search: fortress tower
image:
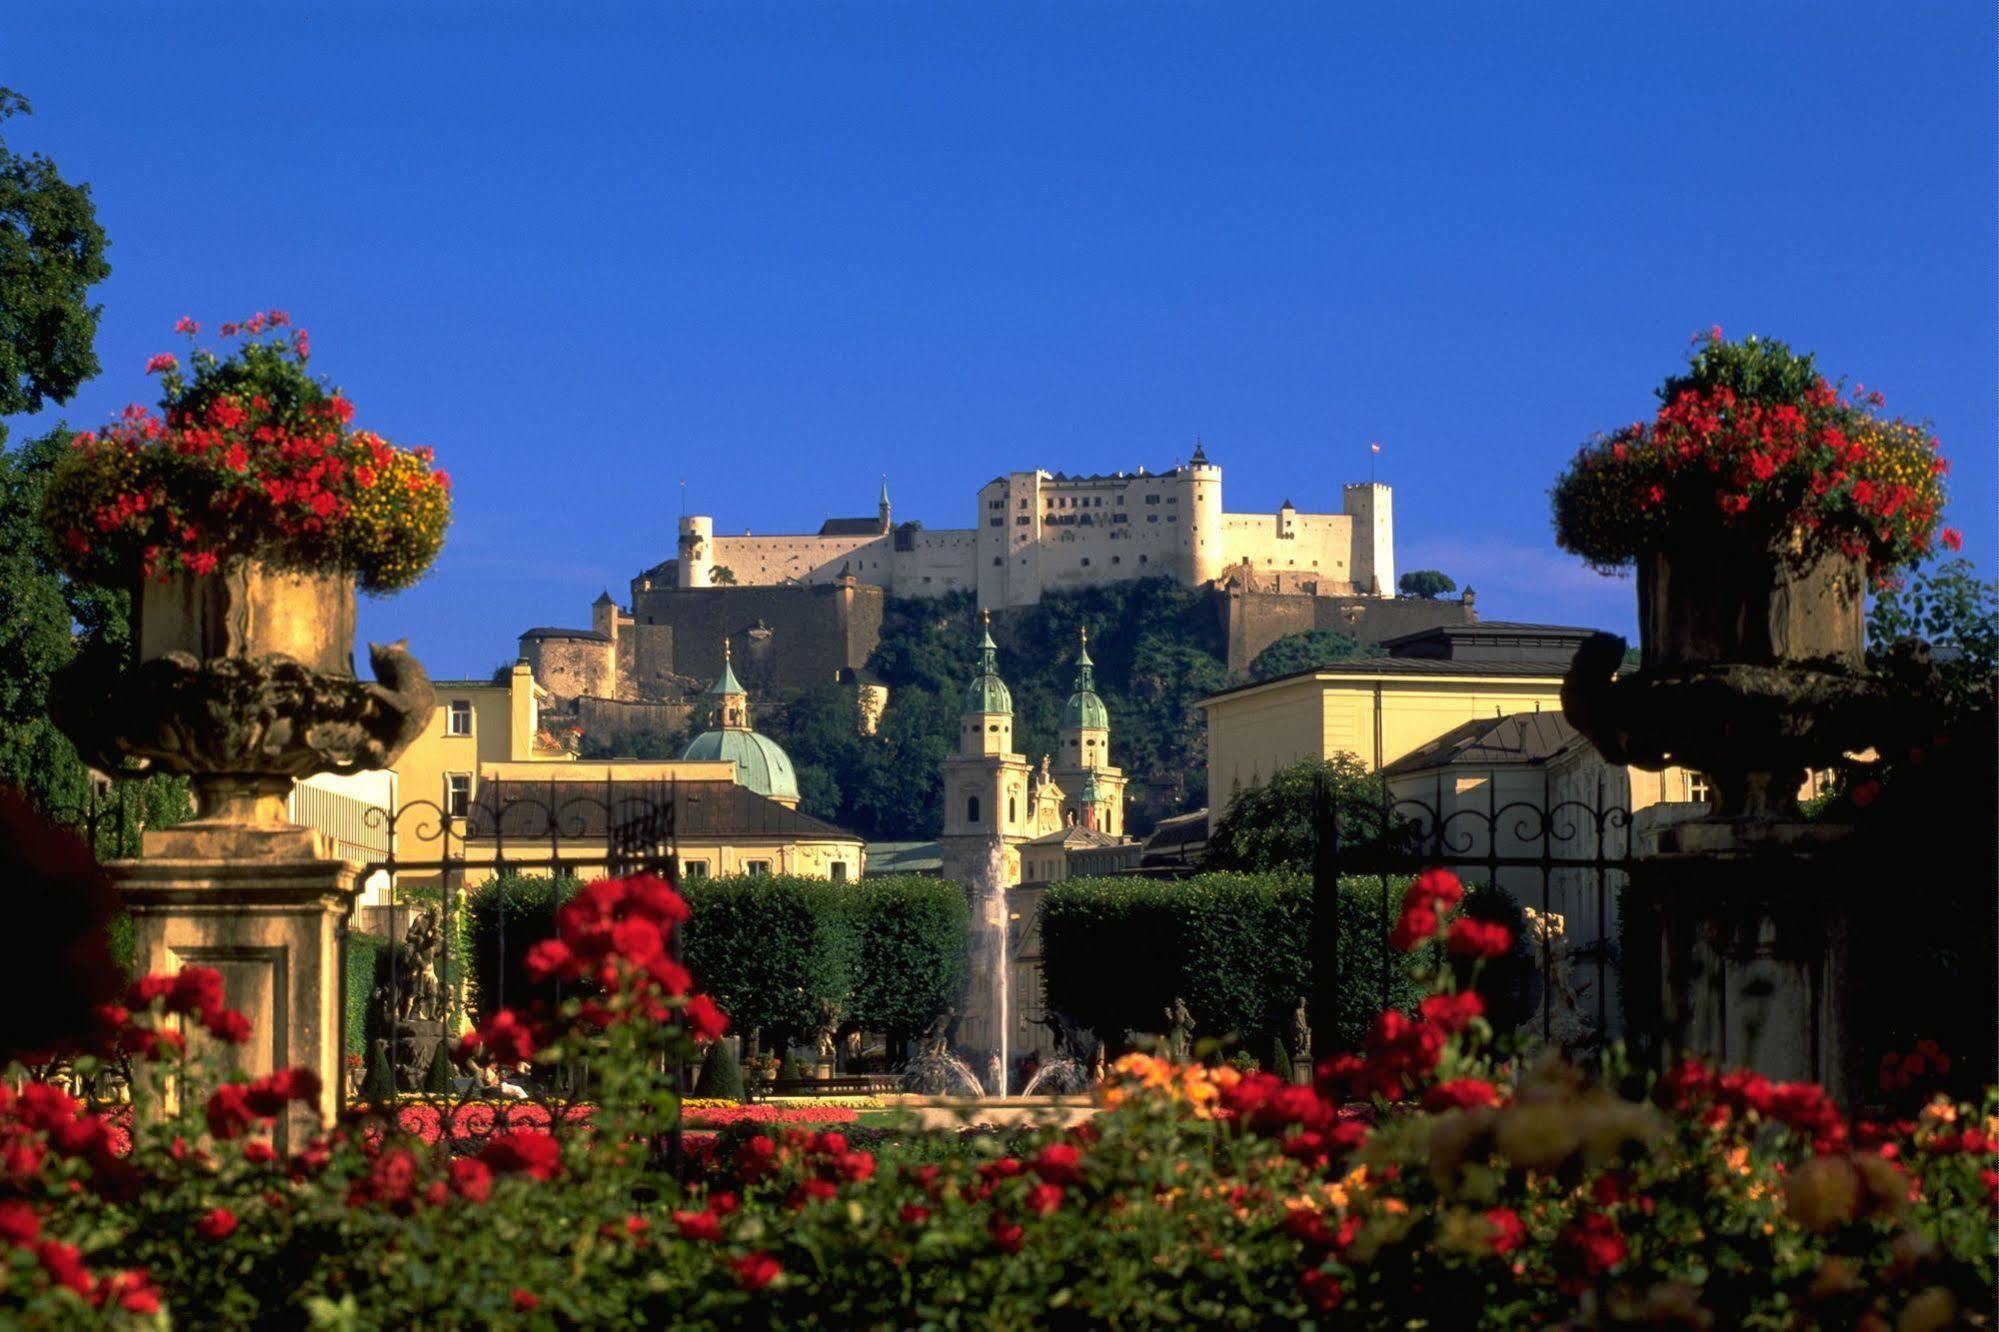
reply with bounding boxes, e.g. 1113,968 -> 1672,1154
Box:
677,515 -> 714,589
1342,483 -> 1394,597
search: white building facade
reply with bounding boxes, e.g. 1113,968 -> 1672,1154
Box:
672,451 -> 1393,609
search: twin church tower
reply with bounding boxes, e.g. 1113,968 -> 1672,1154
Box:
938,615 -> 1128,888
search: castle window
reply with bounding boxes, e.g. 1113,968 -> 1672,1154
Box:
1116,495 -> 1124,505
446,700 -> 473,736
1139,554 -> 1148,564
1145,494 -> 1160,505
1147,515 -> 1158,523
1008,796 -> 1017,822
1167,496 -> 1178,504
989,519 -> 1000,527
1167,514 -> 1177,522
967,795 -> 981,823
1111,556 -> 1120,564
993,557 -> 1003,566
1080,557 -> 1090,566
1015,516 -> 1029,526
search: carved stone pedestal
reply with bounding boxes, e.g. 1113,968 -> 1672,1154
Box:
114,827 -> 360,1152
1628,818 -> 1858,1102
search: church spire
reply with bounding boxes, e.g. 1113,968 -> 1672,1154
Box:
963,610 -> 1013,718
878,473 -> 891,530
709,639 -> 749,729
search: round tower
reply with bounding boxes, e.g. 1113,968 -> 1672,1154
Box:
677,515 -> 714,589
1186,441 -> 1225,587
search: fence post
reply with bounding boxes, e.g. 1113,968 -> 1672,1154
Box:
1307,773 -> 1341,1059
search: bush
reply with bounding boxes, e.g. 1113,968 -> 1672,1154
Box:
841,876 -> 969,1053
680,875 -> 854,1049
1041,872 -> 1525,1055
696,1040 -> 745,1100
343,933 -> 387,1058
465,873 -> 580,1020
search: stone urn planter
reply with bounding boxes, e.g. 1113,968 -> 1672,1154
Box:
52,560 -> 435,853
1563,539 -> 1903,821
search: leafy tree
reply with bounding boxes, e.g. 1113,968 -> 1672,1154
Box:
842,876 -> 969,1063
710,566 -> 737,585
1245,629 -> 1368,682
679,875 -> 853,1050
1868,557 -> 1997,690
1205,755 -> 1402,873
578,725 -> 685,762
0,89 -> 110,419
1397,569 -> 1457,600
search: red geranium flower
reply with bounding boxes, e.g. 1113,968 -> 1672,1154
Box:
730,1252 -> 781,1291
1446,918 -> 1513,959
196,1207 -> 237,1241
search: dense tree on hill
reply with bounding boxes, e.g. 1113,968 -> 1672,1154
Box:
1397,569 -> 1457,600
0,92 -> 189,841
1245,629 -> 1370,682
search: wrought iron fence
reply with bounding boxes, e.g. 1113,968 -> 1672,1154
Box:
1307,773 -> 1635,1053
338,784 -> 680,1144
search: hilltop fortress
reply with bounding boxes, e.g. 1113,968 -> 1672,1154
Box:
521,450 -> 1470,707
666,446 -> 1394,608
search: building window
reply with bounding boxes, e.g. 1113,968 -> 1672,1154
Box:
446,700 -> 473,736
1080,557 -> 1090,566
681,859 -> 710,879
967,795 -> 981,823
992,557 -> 1003,566
445,773 -> 471,819
1116,494 -> 1125,505
829,862 -> 848,882
1139,554 -> 1148,564
989,518 -> 1001,528
1145,494 -> 1160,505
1111,555 -> 1120,564
1687,773 -> 1712,804
745,860 -> 771,877
1008,796 -> 1017,823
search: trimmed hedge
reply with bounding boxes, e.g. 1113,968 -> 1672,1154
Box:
343,933 -> 388,1058
466,873 -> 581,1021
464,873 -> 969,1052
1041,873 -> 1525,1056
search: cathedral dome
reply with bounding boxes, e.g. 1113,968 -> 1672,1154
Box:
680,727 -> 799,802
679,643 -> 800,802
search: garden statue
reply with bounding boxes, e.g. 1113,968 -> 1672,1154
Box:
1290,997 -> 1312,1075
368,908 -> 450,1090
812,1001 -> 841,1077
1165,997 -> 1194,1062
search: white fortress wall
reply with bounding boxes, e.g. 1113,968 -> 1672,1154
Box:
1218,510 -> 1357,586
892,529 -> 979,596
705,531 -> 889,587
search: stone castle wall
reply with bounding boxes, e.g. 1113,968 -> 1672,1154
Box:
521,633 -> 614,702
1219,588 -> 1476,673
627,581 -> 886,695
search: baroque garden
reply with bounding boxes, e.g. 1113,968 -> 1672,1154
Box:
2,88 -> 1996,1332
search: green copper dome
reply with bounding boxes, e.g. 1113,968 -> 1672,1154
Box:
680,727 -> 799,802
963,618 -> 1013,716
680,646 -> 799,801
1061,628 -> 1109,730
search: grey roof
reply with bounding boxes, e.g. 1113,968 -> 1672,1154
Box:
1380,711 -> 1580,776
865,841 -> 944,874
1143,810 -> 1210,853
592,590 -> 618,606
1020,826 -> 1125,850
1203,655 -> 1570,702
467,779 -> 859,843
520,627 -> 610,642
817,516 -> 887,536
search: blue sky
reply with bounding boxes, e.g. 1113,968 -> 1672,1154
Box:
11,3 -> 1994,677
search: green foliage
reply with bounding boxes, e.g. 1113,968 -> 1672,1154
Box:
422,1039 -> 453,1093
1206,755 -> 1405,874
1869,556 -> 1998,693
465,874 -> 580,1020
679,875 -> 854,1044
579,724 -> 687,761
1657,330 -> 1824,406
1245,628 -> 1368,682
0,89 -> 110,420
696,1039 -> 745,1100
1040,872 -> 1427,1054
360,1040 -> 395,1104
841,876 -> 969,1038
343,933 -> 387,1058
1397,569 -> 1457,600
1269,1035 -> 1294,1083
